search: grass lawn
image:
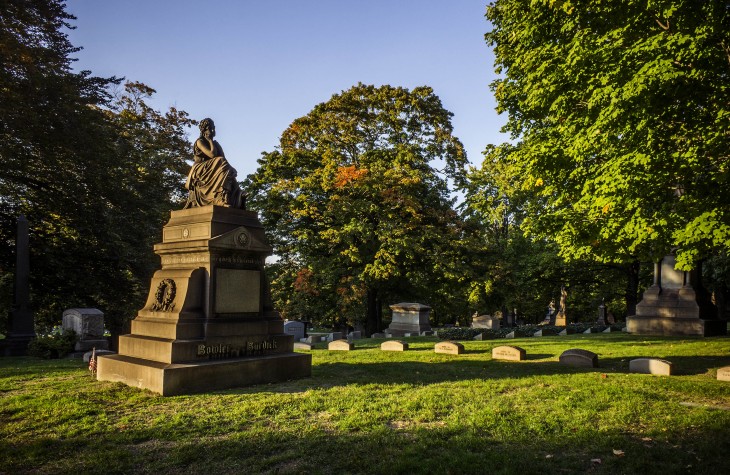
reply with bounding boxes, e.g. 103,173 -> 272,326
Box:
1,333 -> 729,474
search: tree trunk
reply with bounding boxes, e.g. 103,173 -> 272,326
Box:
366,287 -> 379,336
625,260 -> 640,317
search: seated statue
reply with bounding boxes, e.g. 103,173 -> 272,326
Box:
184,118 -> 246,209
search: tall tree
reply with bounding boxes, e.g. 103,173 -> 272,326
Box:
484,0 -> 730,270
247,84 -> 468,334
0,1 -> 193,333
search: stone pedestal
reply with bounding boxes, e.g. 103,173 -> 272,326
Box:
96,206 -> 311,395
386,303 -> 432,337
627,255 -> 726,336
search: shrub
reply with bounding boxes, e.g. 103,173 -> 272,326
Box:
27,328 -> 77,359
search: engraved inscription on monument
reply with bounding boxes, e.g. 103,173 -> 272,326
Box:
215,268 -> 261,313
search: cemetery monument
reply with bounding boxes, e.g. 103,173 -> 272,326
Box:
96,119 -> 312,395
627,254 -> 726,336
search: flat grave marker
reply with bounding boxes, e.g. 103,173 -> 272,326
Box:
434,341 -> 464,355
328,339 -> 354,351
381,340 -> 408,352
491,345 -> 526,361
629,358 -> 673,376
717,366 -> 730,382
559,348 -> 598,368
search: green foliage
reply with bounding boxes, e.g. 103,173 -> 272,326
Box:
2,334 -> 730,474
484,0 -> 730,269
0,2 -> 194,334
27,328 -> 76,359
248,83 -> 469,333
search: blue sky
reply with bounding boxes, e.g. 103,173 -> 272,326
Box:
66,0 -> 506,179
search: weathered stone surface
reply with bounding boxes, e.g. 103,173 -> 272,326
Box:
381,340 -> 408,352
533,330 -> 543,337
328,339 -> 354,351
492,345 -> 526,361
370,332 -> 386,338
284,321 -> 306,341
717,366 -> 730,382
293,342 -> 313,351
473,333 -> 483,341
583,328 -> 592,334
349,331 -> 362,340
627,255 -> 725,336
96,206 -> 312,395
602,327 -> 612,333
327,332 -> 343,342
505,331 -> 515,339
386,302 -> 432,337
421,331 -> 434,336
629,358 -> 673,376
558,329 -> 567,336
434,341 -> 464,355
559,348 -> 598,368
63,308 -> 109,351
472,315 -> 500,330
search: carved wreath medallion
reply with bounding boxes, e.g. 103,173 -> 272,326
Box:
151,278 -> 176,312
235,230 -> 250,248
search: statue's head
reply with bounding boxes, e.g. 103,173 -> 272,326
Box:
199,118 -> 215,137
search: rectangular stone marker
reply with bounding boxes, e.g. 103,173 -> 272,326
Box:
381,340 -> 408,352
421,331 -> 434,336
583,328 -> 592,334
602,327 -> 611,333
629,358 -> 673,376
293,342 -> 313,351
434,341 -> 464,355
62,308 -> 109,351
473,333 -> 483,341
492,345 -> 526,361
328,339 -> 354,351
327,332 -> 343,342
717,366 -> 730,382
284,321 -> 305,341
505,331 -> 515,339
371,332 -> 385,338
349,331 -> 362,340
533,330 -> 543,337
404,332 -> 414,337
559,348 -> 598,367
558,329 -> 567,336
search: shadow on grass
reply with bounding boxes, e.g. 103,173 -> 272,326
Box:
2,417 -> 729,475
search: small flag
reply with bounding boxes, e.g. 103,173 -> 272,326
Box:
89,347 -> 97,375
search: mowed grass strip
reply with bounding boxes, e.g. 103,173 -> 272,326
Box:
1,333 -> 729,474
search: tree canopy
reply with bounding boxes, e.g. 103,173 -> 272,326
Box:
247,84 -> 468,333
484,0 -> 730,269
0,0 -> 193,333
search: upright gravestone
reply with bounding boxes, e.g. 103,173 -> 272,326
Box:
62,308 -> 109,351
283,320 -> 305,342
2,215 -> 35,356
492,345 -> 526,361
434,341 -> 464,355
385,303 -> 432,337
471,314 -> 500,330
627,254 -> 725,336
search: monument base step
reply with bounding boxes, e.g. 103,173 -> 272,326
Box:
626,315 -> 727,336
96,352 -> 312,396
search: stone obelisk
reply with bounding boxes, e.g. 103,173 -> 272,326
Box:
2,215 -> 36,356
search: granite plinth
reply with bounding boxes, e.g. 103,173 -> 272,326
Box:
386,302 -> 432,337
96,206 -> 311,395
97,352 -> 311,396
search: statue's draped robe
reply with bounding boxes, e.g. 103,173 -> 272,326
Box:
184,140 -> 246,209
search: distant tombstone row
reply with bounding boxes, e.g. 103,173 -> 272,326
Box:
292,340 -> 730,381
